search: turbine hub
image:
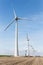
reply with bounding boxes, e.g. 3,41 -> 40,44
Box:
15,17 -> 18,21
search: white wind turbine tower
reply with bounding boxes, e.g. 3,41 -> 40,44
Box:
30,45 -> 36,56
4,10 -> 31,57
27,33 -> 30,56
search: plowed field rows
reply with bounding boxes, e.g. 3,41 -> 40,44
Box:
0,57 -> 43,65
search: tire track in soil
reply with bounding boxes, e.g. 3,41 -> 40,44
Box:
32,57 -> 42,65
5,59 -> 26,65
1,57 -> 35,65
37,57 -> 42,65
31,57 -> 39,65
11,58 -> 33,65
39,57 -> 43,65
25,57 -> 35,65
14,57 -> 35,65
0,57 -> 28,65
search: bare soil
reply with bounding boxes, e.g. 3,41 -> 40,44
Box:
0,56 -> 43,65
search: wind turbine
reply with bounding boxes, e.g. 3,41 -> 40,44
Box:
27,33 -> 30,56
30,45 -> 36,56
4,10 -> 31,57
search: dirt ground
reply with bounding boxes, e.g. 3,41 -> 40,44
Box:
0,56 -> 43,65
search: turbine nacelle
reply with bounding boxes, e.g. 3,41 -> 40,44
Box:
15,17 -> 19,21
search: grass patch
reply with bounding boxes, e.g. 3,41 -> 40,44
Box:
0,55 -> 13,57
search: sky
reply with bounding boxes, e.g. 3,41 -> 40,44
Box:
0,0 -> 43,56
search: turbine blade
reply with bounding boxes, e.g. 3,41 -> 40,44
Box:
13,9 -> 16,18
4,19 -> 15,31
18,17 -> 32,21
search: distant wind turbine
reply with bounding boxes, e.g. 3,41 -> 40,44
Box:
4,9 -> 31,57
27,33 -> 30,56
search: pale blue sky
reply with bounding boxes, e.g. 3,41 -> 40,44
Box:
0,0 -> 43,55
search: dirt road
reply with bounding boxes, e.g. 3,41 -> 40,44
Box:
0,57 -> 43,65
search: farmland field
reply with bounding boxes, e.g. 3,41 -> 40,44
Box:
0,56 -> 43,65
